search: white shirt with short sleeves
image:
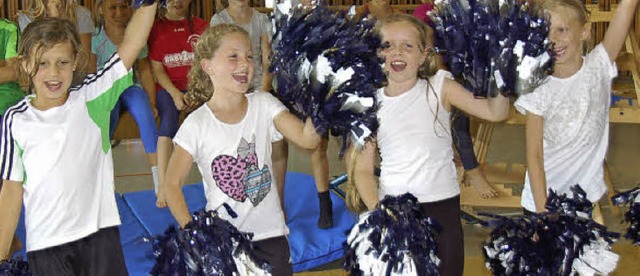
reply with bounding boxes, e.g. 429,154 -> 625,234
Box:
514,44 -> 617,211
0,54 -> 132,251
173,91 -> 289,241
376,71 -> 460,203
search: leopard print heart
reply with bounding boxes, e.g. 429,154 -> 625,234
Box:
211,154 -> 248,202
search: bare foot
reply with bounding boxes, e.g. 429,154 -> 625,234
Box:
156,185 -> 167,208
466,168 -> 498,198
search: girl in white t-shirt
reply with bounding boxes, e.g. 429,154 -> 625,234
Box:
345,14 -> 509,276
0,3 -> 157,272
164,24 -> 320,276
514,0 -> 638,222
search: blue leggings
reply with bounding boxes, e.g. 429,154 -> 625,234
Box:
109,86 -> 158,154
451,109 -> 479,170
156,89 -> 184,138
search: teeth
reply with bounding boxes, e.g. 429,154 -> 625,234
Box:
391,61 -> 406,66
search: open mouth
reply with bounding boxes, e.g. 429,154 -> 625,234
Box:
554,46 -> 567,59
45,81 -> 63,92
390,61 -> 407,72
232,73 -> 249,84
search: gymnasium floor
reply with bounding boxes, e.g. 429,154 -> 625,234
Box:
112,123 -> 640,275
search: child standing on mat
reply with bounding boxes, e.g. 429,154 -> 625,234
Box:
0,2 -> 157,274
149,0 -> 207,207
515,0 -> 639,222
92,0 -> 160,201
164,24 -> 320,276
345,14 -> 510,276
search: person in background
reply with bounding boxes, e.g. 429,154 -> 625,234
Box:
149,0 -> 208,207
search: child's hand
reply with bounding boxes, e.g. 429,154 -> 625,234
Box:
171,92 -> 186,111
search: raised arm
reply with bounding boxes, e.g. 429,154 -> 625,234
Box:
442,78 -> 510,122
118,3 -> 158,70
602,0 -> 640,61
0,180 -> 24,260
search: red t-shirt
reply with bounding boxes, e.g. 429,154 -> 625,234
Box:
148,17 -> 208,91
412,2 -> 435,25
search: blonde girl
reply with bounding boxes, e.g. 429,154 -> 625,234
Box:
17,0 -> 96,72
515,0 -> 639,221
165,24 -> 320,276
346,14 -> 509,275
0,3 -> 157,273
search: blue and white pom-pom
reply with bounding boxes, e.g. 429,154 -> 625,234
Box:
271,1 -> 386,151
481,185 -> 620,276
611,186 -> 640,245
150,208 -> 272,275
344,193 -> 440,275
0,259 -> 31,276
429,0 -> 552,97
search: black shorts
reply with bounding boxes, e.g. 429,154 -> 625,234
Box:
27,226 -> 128,276
253,235 -> 293,276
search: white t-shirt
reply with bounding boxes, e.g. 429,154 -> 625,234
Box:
514,44 -> 617,212
210,9 -> 272,89
0,54 -> 132,251
173,91 -> 288,241
17,5 -> 94,34
376,70 -> 459,203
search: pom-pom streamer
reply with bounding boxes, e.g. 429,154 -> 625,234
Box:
344,193 -> 441,275
0,259 -> 31,276
429,0 -> 553,97
611,186 -> 640,245
150,209 -> 272,275
270,2 -> 386,151
481,185 -> 620,275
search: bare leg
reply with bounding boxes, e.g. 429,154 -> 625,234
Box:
156,137 -> 173,208
465,167 -> 498,199
311,138 -> 332,228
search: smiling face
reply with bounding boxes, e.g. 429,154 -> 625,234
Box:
101,0 -> 132,29
25,41 -> 77,110
379,21 -> 427,88
546,5 -> 590,76
201,32 -> 254,96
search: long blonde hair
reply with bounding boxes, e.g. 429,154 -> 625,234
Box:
185,24 -> 250,108
20,0 -> 78,25
345,13 -> 440,213
18,18 -> 83,93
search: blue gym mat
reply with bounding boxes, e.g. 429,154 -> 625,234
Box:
12,172 -> 357,274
